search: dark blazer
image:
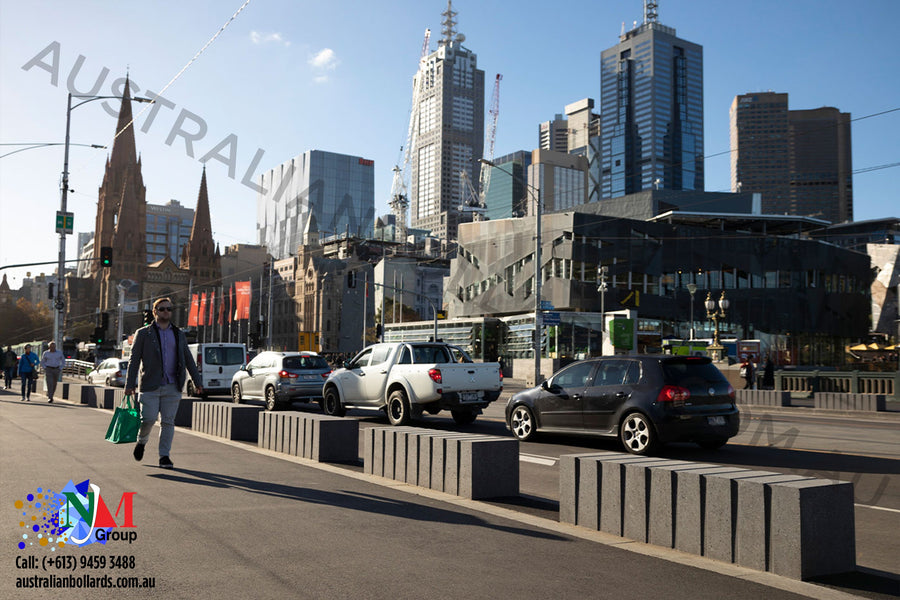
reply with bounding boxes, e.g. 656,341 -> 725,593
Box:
126,322 -> 200,392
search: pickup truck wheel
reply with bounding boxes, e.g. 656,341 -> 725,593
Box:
387,390 -> 411,426
231,384 -> 242,404
264,386 -> 279,411
451,409 -> 477,425
322,388 -> 345,417
509,405 -> 536,441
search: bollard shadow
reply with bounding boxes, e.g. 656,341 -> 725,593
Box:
150,467 -> 567,542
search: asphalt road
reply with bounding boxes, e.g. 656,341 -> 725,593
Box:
2,381 -> 898,599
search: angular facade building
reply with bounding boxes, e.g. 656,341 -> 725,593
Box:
409,1 -> 485,241
257,149 -> 375,260
600,3 -> 703,198
730,92 -> 853,223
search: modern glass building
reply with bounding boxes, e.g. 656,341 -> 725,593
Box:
483,151 -> 531,220
256,150 -> 375,260
146,200 -> 194,264
600,5 -> 703,198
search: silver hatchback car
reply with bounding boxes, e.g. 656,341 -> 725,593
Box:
87,358 -> 129,387
231,351 -> 332,411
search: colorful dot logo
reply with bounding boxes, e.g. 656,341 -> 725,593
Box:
15,487 -> 69,552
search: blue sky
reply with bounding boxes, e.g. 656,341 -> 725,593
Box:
1,0 -> 898,291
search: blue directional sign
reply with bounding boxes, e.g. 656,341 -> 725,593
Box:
543,311 -> 560,325
540,300 -> 554,310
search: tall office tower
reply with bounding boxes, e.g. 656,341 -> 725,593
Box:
146,200 -> 195,264
600,1 -> 703,198
528,149 -> 589,213
539,114 -> 569,152
730,92 -> 790,212
730,92 -> 852,223
257,149 -> 375,260
565,98 -> 602,203
409,1 -> 485,241
788,107 -> 853,223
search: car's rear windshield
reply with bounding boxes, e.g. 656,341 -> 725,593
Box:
204,347 -> 245,366
660,358 -> 726,385
412,345 -> 452,364
283,355 -> 329,370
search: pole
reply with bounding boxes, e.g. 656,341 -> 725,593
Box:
362,270 -> 367,348
267,266 -> 273,349
116,285 -> 125,352
534,185 -> 542,386
54,93 -> 73,348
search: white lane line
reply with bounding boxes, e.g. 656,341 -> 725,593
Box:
855,503 -> 900,514
520,453 -> 558,466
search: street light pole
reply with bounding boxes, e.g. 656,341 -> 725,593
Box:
687,282 -> 697,340
55,91 -> 153,348
480,158 -> 543,386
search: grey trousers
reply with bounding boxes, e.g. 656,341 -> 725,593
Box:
44,366 -> 61,399
137,384 -> 181,457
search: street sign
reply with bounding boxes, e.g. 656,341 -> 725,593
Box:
540,300 -> 554,310
543,311 -> 560,325
55,211 -> 74,234
612,318 -> 634,350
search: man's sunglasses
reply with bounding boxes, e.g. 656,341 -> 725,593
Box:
156,307 -> 173,312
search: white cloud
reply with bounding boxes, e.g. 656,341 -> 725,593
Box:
313,75 -> 329,84
308,48 -> 339,71
250,31 -> 290,47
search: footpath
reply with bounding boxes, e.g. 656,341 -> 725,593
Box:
0,384 -> 889,600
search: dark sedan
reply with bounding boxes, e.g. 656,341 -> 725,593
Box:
505,355 -> 739,455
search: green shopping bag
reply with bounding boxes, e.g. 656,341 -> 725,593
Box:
105,395 -> 141,444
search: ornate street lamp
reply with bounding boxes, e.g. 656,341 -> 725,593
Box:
686,282 -> 697,340
705,290 -> 729,361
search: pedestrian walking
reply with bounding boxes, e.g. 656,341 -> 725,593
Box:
41,341 -> 66,403
739,356 -> 754,390
125,297 -> 202,470
2,345 -> 17,389
17,344 -> 40,401
762,354 -> 775,390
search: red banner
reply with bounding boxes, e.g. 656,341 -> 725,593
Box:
228,285 -> 233,323
199,293 -> 208,326
234,281 -> 251,321
188,293 -> 199,327
218,289 -> 224,326
209,291 -> 216,327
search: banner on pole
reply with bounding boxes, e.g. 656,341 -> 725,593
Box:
235,281 -> 251,321
188,294 -> 199,327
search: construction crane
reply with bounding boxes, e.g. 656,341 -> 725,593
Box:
460,73 -> 502,219
389,28 -> 431,245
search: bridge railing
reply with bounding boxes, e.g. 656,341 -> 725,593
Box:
63,359 -> 93,380
775,370 -> 899,400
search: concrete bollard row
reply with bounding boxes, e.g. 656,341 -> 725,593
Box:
192,402 -> 263,442
735,389 -> 791,407
813,392 -> 886,412
363,427 -> 519,500
559,452 -> 855,580
258,411 -> 358,463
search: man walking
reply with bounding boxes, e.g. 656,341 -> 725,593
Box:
41,341 -> 66,403
125,298 -> 202,469
2,345 -> 17,389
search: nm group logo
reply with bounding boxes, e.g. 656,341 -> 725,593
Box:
14,479 -> 136,551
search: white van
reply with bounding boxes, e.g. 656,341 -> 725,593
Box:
187,343 -> 247,397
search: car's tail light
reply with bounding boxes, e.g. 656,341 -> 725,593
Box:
499,368 -> 503,381
115,370 -> 122,378
657,385 -> 690,407
428,368 -> 442,384
726,383 -> 735,400
278,370 -> 298,379
321,370 -> 332,379
197,354 -> 202,368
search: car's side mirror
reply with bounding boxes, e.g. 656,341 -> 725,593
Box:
343,360 -> 351,369
540,379 -> 551,391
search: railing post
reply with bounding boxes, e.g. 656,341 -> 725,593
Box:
850,371 -> 859,394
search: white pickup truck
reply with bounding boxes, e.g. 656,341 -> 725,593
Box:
321,342 -> 503,425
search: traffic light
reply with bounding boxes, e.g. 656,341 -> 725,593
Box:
91,327 -> 105,344
99,246 -> 113,267
143,309 -> 154,325
375,323 -> 383,341
100,312 -> 110,329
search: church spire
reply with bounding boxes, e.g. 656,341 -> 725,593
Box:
182,167 -> 221,284
108,76 -> 137,169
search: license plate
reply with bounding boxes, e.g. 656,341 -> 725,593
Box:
707,416 -> 726,426
459,392 -> 479,403
208,379 -> 219,386
304,374 -> 319,381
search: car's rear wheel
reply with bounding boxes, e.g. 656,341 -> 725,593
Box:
509,405 -> 536,441
231,384 -> 242,404
105,377 -> 112,387
322,387 -> 345,417
387,390 -> 411,426
620,412 -> 657,455
450,409 -> 477,425
264,386 -> 278,411
697,438 -> 728,450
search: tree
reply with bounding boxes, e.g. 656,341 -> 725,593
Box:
0,298 -> 52,344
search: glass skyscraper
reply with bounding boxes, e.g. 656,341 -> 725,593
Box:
600,6 -> 703,198
257,150 -> 375,259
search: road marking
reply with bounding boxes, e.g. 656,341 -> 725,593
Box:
520,453 -> 557,466
855,503 -> 900,514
